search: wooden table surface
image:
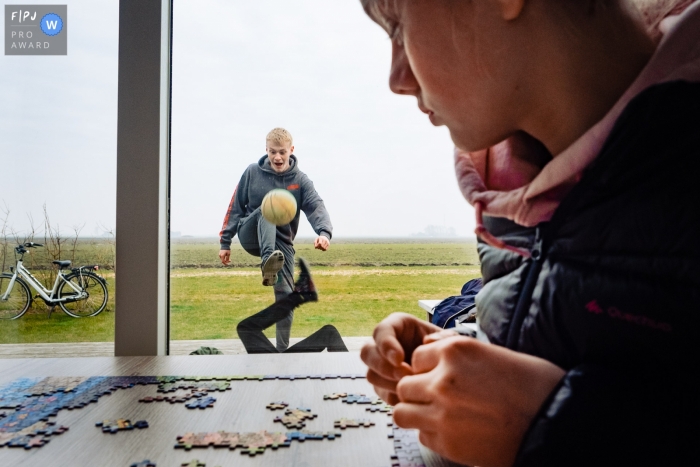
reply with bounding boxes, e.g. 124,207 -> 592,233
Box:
0,354 -> 464,467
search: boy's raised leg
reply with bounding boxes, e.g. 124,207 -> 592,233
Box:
254,210 -> 286,286
238,208 -> 286,286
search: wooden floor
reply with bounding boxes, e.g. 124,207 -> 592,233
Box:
0,337 -> 371,358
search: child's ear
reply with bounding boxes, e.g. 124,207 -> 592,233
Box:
290,145 -> 295,154
495,0 -> 525,21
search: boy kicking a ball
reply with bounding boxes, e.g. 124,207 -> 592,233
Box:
219,128 -> 332,351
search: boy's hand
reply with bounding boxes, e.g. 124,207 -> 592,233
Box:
218,249 -> 231,265
394,337 -> 565,467
360,313 -> 440,405
314,236 -> 330,251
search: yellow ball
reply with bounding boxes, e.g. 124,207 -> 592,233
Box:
261,189 -> 298,226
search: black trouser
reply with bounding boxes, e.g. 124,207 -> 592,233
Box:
237,294 -> 348,354
237,207 -> 295,351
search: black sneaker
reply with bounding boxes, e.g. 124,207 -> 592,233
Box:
294,258 -> 318,302
261,250 -> 284,286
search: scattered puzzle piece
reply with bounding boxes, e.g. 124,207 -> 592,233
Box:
141,389 -> 209,405
266,401 -> 288,411
130,460 -> 156,467
323,392 -> 348,400
238,431 -> 289,456
182,460 -> 223,467
181,461 -> 206,467
286,430 -> 342,442
95,419 -> 149,434
96,419 -> 132,433
175,432 -> 226,450
185,396 -> 216,410
159,380 -> 230,394
366,402 -> 393,415
334,418 -> 375,429
342,393 -> 373,404
175,430 -> 290,456
274,407 -> 317,429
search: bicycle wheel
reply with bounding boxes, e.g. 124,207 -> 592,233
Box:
0,274 -> 31,320
58,272 -> 108,318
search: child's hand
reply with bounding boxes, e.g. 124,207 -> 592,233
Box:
218,249 -> 231,265
314,236 -> 330,251
394,336 -> 565,467
360,313 -> 441,405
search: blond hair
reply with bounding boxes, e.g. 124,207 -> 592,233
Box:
266,128 -> 293,146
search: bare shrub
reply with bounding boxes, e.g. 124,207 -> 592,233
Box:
95,223 -> 116,272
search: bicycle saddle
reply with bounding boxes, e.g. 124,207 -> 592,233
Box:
53,260 -> 72,269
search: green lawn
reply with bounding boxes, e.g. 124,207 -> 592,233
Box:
0,275 -> 116,344
0,239 -> 480,344
170,266 -> 481,340
172,238 -> 479,268
0,266 -> 480,343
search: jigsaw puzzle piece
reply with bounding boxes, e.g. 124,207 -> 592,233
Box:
130,460 -> 156,467
265,401 -> 288,411
334,418 -> 375,429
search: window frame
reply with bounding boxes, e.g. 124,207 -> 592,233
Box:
114,0 -> 172,356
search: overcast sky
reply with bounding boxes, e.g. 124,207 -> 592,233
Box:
1,0 -> 477,239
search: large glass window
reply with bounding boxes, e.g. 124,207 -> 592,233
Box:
170,0 -> 478,354
0,0 -> 118,355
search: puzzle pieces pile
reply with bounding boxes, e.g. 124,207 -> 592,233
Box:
0,376 -> 166,449
0,373 -> 426,467
0,420 -> 68,449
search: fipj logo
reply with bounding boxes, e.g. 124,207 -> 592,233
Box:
5,5 -> 67,55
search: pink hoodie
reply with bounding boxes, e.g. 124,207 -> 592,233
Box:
456,1 -> 700,256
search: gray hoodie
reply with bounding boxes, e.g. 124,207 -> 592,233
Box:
219,155 -> 332,250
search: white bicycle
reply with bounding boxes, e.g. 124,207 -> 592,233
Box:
0,242 -> 108,320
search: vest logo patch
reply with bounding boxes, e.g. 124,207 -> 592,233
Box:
287,184 -> 300,190
584,300 -> 672,333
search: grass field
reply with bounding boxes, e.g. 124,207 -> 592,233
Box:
172,237 -> 479,268
0,238 -> 480,344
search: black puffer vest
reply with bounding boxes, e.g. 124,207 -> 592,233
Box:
475,82 -> 700,466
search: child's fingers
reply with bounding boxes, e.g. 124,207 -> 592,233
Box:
423,329 -> 459,345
